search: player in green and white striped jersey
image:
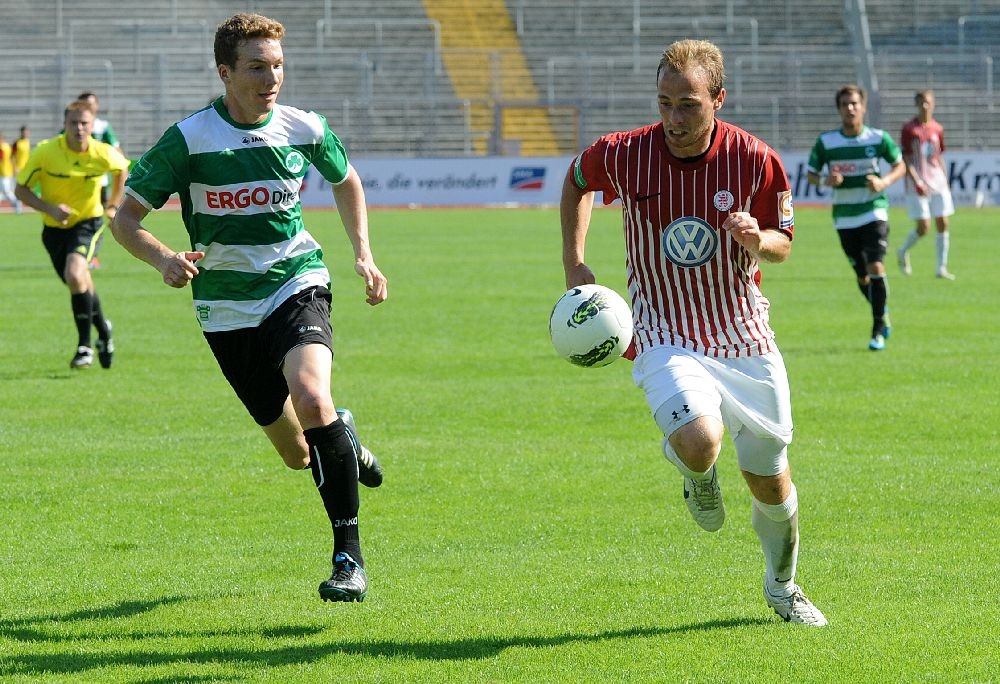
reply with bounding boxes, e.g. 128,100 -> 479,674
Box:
112,13 -> 388,603
807,84 -> 906,351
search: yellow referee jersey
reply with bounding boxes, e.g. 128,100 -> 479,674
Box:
0,142 -> 13,177
13,137 -> 31,171
16,134 -> 129,228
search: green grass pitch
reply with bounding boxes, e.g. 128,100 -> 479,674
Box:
1,205 -> 997,682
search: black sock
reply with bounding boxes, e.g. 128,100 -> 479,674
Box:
857,279 -> 871,302
71,292 -> 94,347
91,291 -> 110,340
869,275 -> 888,335
304,418 -> 363,566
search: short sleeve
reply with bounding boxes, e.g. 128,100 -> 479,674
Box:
807,138 -> 826,174
882,131 -> 902,165
574,137 -> 619,205
125,125 -> 189,210
15,142 -> 45,187
309,114 -> 350,186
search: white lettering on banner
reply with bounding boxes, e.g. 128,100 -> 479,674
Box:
784,151 -> 1000,208
296,153 -> 1000,208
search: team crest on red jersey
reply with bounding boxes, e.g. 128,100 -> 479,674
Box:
713,190 -> 735,212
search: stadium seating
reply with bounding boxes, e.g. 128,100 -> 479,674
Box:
0,0 -> 996,159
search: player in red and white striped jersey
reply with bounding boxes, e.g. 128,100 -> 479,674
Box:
897,89 -> 956,280
560,39 -> 826,626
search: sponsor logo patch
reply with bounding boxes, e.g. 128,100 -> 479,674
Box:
205,187 -> 299,210
778,190 -> 793,230
661,217 -> 719,267
510,166 -> 545,190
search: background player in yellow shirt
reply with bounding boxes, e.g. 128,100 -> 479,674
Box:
13,126 -> 31,174
0,132 -> 20,213
15,100 -> 129,369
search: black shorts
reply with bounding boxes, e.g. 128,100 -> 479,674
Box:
41,218 -> 104,282
204,286 -> 334,426
837,220 -> 889,277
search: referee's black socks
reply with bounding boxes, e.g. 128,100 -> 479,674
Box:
71,291 -> 94,347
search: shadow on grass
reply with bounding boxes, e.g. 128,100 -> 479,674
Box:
0,596 -> 323,644
0,596 -> 189,642
0,370 -> 78,381
1,605 -> 771,676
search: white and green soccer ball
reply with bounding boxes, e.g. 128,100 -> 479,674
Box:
549,284 -> 632,368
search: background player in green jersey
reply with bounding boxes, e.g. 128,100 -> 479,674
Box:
807,85 -> 906,351
111,13 -> 388,603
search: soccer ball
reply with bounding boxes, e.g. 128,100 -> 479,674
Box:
549,284 -> 632,367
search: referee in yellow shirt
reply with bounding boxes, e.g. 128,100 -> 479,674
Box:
15,100 -> 129,369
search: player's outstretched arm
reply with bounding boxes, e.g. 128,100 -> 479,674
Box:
560,166 -> 597,289
331,164 -> 387,305
111,196 -> 204,289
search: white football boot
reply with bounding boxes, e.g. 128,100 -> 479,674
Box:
764,582 -> 829,627
682,465 -> 725,532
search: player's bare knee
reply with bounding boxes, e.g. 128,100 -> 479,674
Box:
669,418 -> 723,473
290,389 -> 333,427
654,394 -> 723,473
743,470 -> 792,506
735,430 -> 790,503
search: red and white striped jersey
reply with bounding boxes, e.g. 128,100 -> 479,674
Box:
900,117 -> 949,195
572,119 -> 793,358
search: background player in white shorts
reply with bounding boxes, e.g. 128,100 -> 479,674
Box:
897,90 -> 956,280
560,39 -> 826,626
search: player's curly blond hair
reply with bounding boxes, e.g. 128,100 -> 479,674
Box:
657,40 -> 725,99
214,13 -> 285,68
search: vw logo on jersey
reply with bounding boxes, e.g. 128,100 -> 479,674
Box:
662,217 -> 719,267
865,146 -> 877,158
285,150 -> 305,174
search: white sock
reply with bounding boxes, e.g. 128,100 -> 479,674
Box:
900,229 -> 921,253
936,232 -> 950,272
752,485 -> 799,595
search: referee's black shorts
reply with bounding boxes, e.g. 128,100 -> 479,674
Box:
41,217 -> 104,281
204,285 -> 334,426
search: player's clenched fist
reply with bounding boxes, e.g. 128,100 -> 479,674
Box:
161,251 -> 205,288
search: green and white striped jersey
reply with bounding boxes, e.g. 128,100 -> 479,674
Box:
125,97 -> 350,331
807,126 -> 902,230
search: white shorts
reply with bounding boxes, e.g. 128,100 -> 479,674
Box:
906,189 -> 954,221
1,175 -> 16,199
633,344 -> 793,446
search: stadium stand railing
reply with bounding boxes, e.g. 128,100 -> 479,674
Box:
1,0 -> 997,160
